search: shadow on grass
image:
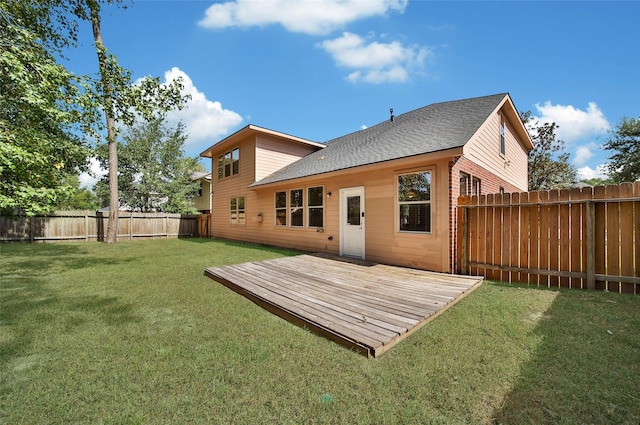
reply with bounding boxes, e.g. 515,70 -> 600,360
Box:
0,243 -> 135,277
181,236 -> 303,256
0,243 -> 142,366
492,287 -> 640,425
1,289 -> 141,362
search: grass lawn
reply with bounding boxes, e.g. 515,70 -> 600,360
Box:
1,239 -> 639,424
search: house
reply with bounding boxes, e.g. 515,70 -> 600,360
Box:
190,171 -> 212,213
200,93 -> 533,273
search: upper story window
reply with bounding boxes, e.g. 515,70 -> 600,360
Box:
398,171 -> 431,233
499,114 -> 506,156
218,147 -> 240,179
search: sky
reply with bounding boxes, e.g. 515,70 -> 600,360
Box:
70,0 -> 640,187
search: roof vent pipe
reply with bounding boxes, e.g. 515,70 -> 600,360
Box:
390,108 -> 394,122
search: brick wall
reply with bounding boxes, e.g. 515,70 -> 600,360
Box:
448,156 -> 525,272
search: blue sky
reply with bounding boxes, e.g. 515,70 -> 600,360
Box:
70,0 -> 640,185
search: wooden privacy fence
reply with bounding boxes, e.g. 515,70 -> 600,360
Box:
1,210 -> 200,242
457,182 -> 640,294
197,213 -> 212,238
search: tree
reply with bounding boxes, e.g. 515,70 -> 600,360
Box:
603,116 -> 640,183
0,2 -> 90,215
84,0 -> 188,242
94,119 -> 201,213
54,175 -> 99,210
521,111 -> 578,191
2,0 -> 189,242
580,177 -> 611,187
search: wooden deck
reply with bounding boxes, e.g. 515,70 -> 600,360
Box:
204,254 -> 483,357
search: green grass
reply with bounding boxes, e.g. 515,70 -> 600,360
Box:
1,239 -> 639,424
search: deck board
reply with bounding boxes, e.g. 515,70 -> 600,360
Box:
205,254 -> 483,357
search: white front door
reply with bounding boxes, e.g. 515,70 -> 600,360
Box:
340,187 -> 365,259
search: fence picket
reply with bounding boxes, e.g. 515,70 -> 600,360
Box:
528,191 -> 540,286
457,182 -> 639,294
0,211 -> 199,242
593,186 -> 607,290
619,183 -> 634,293
605,185 -> 621,292
559,189 -> 571,288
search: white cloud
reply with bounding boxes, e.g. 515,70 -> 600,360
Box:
573,143 -> 597,167
198,0 -> 408,35
577,164 -> 609,180
318,32 -> 431,83
79,158 -> 107,189
162,67 -> 243,149
532,101 -> 610,143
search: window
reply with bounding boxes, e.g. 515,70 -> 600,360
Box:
290,189 -> 303,227
307,186 -> 324,228
347,196 -> 361,225
230,197 -> 245,224
460,172 -> 470,197
274,186 -> 324,228
218,147 -> 240,179
275,191 -> 287,226
499,114 -> 506,156
472,177 -> 481,196
398,171 -> 431,233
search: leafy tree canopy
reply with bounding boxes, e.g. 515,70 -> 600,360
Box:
0,2 -> 90,215
521,111 -> 578,191
2,0 -> 189,244
580,177 -> 611,187
54,175 -> 100,210
95,119 -> 202,214
603,116 -> 640,183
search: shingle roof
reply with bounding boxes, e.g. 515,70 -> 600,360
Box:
250,93 -> 509,187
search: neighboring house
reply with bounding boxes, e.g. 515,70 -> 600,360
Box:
200,93 -> 533,273
191,172 -> 212,213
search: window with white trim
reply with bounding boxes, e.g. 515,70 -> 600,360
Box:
230,197 -> 245,224
275,191 -> 287,226
398,171 -> 431,233
290,189 -> 303,227
307,186 -> 324,228
500,115 -> 506,156
274,186 -> 324,228
218,147 -> 240,179
472,177 -> 481,196
460,172 -> 470,197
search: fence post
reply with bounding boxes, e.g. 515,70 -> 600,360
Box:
29,216 -> 34,243
586,201 -> 595,290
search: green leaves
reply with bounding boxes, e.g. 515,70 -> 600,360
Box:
604,116 -> 640,183
521,111 -> 578,191
95,119 -> 200,214
1,2 -> 90,215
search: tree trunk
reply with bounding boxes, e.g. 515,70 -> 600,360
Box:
90,1 -> 118,243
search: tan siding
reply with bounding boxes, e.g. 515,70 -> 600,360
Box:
255,135 -> 322,181
191,179 -> 211,212
209,135 -> 257,242
212,154 -> 454,272
464,109 -> 529,191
